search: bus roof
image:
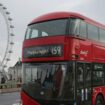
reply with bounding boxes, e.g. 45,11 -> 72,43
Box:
29,12 -> 105,29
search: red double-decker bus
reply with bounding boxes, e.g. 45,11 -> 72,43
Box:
21,12 -> 105,105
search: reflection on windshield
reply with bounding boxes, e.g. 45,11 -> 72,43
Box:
24,63 -> 67,97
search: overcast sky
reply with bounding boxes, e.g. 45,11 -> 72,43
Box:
0,0 -> 105,68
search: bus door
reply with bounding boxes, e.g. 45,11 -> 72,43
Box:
76,62 -> 92,105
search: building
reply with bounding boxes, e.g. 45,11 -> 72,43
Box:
8,60 -> 22,82
0,71 -> 3,83
0,71 -> 6,84
8,67 -> 15,80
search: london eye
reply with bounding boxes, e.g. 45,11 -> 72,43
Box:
0,3 -> 14,75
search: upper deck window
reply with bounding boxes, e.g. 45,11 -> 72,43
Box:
69,19 -> 87,38
99,28 -> 105,43
69,18 -> 80,36
79,20 -> 87,38
25,19 -> 68,39
87,24 -> 99,41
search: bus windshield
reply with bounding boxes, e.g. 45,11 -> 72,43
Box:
25,19 -> 68,39
22,62 -> 74,101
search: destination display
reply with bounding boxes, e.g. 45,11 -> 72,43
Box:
24,45 -> 63,58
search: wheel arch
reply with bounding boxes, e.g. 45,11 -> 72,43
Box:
95,93 -> 105,105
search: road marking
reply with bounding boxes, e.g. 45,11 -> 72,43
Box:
12,103 -> 21,105
15,99 -> 21,102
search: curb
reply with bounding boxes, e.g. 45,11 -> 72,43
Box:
0,88 -> 21,94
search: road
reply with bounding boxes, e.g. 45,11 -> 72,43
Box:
0,92 -> 21,105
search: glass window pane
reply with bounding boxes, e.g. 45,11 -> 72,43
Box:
85,64 -> 91,87
25,19 -> 68,39
23,63 -> 71,100
99,29 -> 105,43
25,28 -> 31,39
77,63 -> 84,89
88,24 -> 99,41
25,67 -> 31,82
63,63 -> 74,99
31,67 -> 37,82
80,21 -> 87,37
42,31 -> 48,37
69,18 -> 80,35
93,64 -> 104,86
31,29 -> 38,38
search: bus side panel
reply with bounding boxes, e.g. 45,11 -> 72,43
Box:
71,38 -> 92,62
93,44 -> 105,62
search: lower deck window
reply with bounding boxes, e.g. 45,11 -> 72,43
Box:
93,64 -> 105,86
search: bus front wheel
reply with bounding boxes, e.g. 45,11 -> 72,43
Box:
96,95 -> 104,105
